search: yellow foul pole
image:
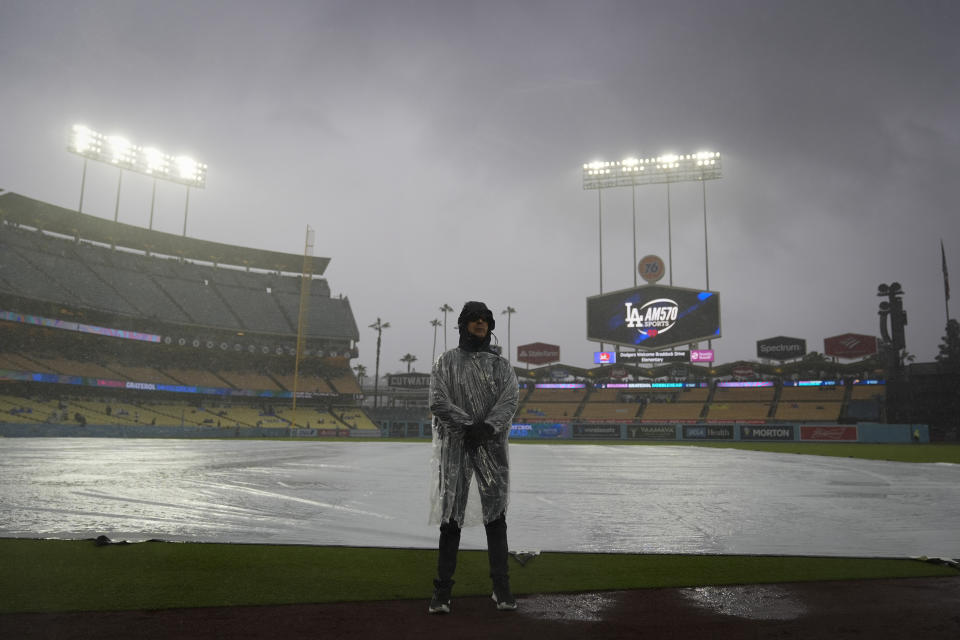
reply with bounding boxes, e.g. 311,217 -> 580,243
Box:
291,225 -> 314,430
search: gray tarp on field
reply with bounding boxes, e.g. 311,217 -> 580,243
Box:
1,439 -> 957,558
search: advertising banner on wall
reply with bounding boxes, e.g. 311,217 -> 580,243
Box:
824,334 -> 878,359
586,284 -> 721,350
682,424 -> 734,440
756,336 -> 807,361
510,423 -> 566,439
517,342 -> 561,365
387,372 -> 431,388
626,424 -> 677,440
800,425 -> 858,441
741,425 -> 795,441
572,424 -> 621,439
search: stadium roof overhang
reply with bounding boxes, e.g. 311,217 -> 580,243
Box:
0,191 -> 330,275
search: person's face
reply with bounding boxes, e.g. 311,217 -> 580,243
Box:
466,316 -> 489,338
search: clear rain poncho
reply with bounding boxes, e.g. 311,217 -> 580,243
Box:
428,346 -> 519,527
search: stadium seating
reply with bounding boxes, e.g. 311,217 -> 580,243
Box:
705,402 -> 772,421
712,386 -> 776,402
161,367 -> 232,388
779,386 -> 845,402
517,402 -> 580,421
332,408 -> 378,431
639,402 -> 704,421
773,402 -> 843,422
587,388 -> 621,402
271,372 -> 334,394
328,373 -> 361,395
850,385 -> 885,401
215,370 -> 282,391
675,387 -> 710,402
525,387 -> 588,403
578,402 -> 640,421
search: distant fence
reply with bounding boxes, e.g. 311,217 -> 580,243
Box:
0,421 -> 929,443
0,423 -> 356,438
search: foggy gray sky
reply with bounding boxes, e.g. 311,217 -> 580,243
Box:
1,0 -> 958,375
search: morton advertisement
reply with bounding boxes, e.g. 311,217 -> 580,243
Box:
586,284 -> 721,350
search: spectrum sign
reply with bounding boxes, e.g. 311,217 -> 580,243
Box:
586,284 -> 721,350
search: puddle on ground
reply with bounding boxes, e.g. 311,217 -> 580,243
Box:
519,592 -> 618,622
681,585 -> 808,620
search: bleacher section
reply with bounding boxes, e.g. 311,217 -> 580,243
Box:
773,402 -> 843,422
329,373 -> 362,395
0,217 -> 357,344
640,402 -> 704,421
705,402 -> 773,421
578,402 -> 640,421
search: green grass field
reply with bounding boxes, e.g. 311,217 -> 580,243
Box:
0,538 -> 956,614
1,441 -> 956,614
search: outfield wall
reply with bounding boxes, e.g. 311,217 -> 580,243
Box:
0,421 -> 928,443
0,423 -> 357,438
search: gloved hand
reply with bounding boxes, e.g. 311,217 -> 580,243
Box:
464,422 -> 496,450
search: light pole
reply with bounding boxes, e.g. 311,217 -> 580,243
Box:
67,124 -> 207,230
369,318 -> 390,408
583,151 -> 721,289
430,318 -> 442,363
440,303 -> 453,351
502,306 -> 516,363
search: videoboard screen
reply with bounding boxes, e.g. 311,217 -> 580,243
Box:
586,284 -> 720,350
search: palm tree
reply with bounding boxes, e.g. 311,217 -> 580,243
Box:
369,318 -> 389,408
440,304 -> 454,350
430,318 -> 442,363
501,306 -> 517,363
400,353 -> 418,373
353,363 -> 367,390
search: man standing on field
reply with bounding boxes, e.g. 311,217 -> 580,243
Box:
427,301 -> 519,614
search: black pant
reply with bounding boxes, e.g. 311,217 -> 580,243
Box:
435,513 -> 509,590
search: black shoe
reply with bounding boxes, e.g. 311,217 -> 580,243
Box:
491,583 -> 517,611
429,586 -> 451,614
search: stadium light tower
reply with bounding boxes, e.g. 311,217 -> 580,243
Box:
369,318 -> 390,409
582,151 -> 722,289
502,306 -> 517,363
68,124 -> 208,234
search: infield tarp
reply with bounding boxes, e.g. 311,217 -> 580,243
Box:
0,439 -> 957,559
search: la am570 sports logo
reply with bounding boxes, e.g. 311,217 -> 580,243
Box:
586,284 -> 721,350
624,298 -> 680,339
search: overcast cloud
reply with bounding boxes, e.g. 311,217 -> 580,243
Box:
1,0 -> 957,374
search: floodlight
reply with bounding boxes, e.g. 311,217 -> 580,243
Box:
142,147 -> 168,175
67,124 -> 207,189
582,150 -> 722,189
106,135 -> 136,167
67,122 -> 209,234
176,156 -> 198,180
69,125 -> 101,155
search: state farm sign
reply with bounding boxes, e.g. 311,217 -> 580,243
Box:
824,333 -> 878,359
517,342 -> 560,365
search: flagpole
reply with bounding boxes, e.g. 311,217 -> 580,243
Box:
942,239 -> 951,323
